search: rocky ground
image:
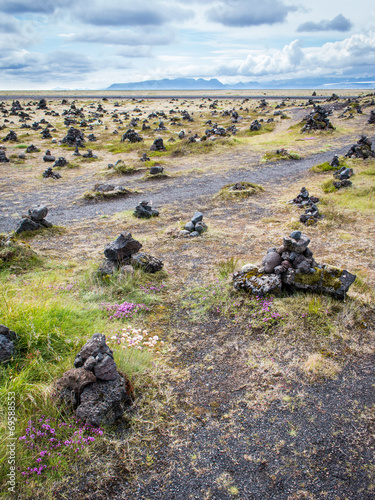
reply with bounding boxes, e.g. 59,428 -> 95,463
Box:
1,92 -> 375,500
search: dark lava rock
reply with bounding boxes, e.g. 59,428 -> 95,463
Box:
133,201 -> 159,219
0,325 -> 17,363
2,130 -> 17,142
250,120 -> 261,131
26,144 -> 39,153
149,166 -> 164,175
0,150 -> 9,162
131,252 -> 164,273
150,138 -> 166,151
121,129 -> 143,143
28,205 -> 48,221
15,218 -> 41,234
53,157 -> 68,167
104,232 -> 142,263
62,127 -> 85,147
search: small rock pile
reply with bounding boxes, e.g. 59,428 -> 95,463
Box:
345,135 -> 375,159
15,205 -> 53,234
53,157 -> 68,168
0,149 -> 9,162
43,149 -> 55,162
301,105 -> 334,132
56,333 -> 133,426
121,129 -> 143,143
0,324 -> 17,363
233,231 -> 356,299
291,187 -> 321,225
150,138 -> 166,151
133,200 -> 159,219
62,127 -> 85,147
98,232 -> 163,275
2,130 -> 17,142
333,166 -> 354,189
250,120 -> 261,131
368,111 -> 375,124
179,212 -> 208,237
43,167 -> 61,179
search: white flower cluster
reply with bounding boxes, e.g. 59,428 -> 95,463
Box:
110,326 -> 163,351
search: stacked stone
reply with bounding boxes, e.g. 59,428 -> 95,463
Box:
56,333 -> 133,426
133,200 -> 159,219
233,231 -> 356,299
53,157 -> 68,167
291,187 -> 321,225
250,120 -> 261,131
2,130 -> 17,142
15,205 -> 53,234
43,167 -> 61,179
62,127 -> 85,147
333,166 -> 354,189
301,105 -> 334,132
179,212 -> 208,238
150,138 -> 166,151
98,232 -> 163,275
345,136 -> 375,159
121,129 -> 143,143
0,149 -> 9,162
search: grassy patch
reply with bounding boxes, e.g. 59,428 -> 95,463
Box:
0,236 -> 43,273
82,188 -> 136,201
214,182 -> 264,199
263,150 -> 300,161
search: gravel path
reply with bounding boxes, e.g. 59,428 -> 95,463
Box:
0,143 -> 350,233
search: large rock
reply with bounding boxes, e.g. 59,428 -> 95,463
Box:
233,268 -> 282,296
74,332 -> 113,368
262,251 -> 281,273
15,218 -> 41,234
28,205 -> 48,221
150,138 -> 166,151
131,252 -> 164,273
104,232 -> 142,263
283,234 -> 310,254
76,376 -> 131,426
0,325 -> 17,363
133,201 -> 159,219
282,265 -> 356,300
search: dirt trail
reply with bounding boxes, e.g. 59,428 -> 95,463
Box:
0,141 -> 351,233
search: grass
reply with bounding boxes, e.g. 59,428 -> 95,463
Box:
263,150 -> 300,161
0,236 -> 43,273
82,188 -> 135,201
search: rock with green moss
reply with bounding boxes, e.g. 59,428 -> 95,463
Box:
233,269 -> 282,295
282,265 -> 356,299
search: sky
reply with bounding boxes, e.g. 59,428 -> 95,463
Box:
1,0 -> 375,89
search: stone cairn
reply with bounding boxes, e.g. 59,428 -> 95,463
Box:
333,166 -> 354,189
55,333 -> 133,426
43,167 -> 61,179
98,232 -> 163,275
0,148 -> 9,162
179,212 -> 208,238
15,205 -> 53,234
301,105 -> 334,132
133,200 -> 159,219
121,129 -> 143,143
150,138 -> 166,151
0,324 -> 18,363
233,231 -> 356,299
345,135 -> 375,159
290,187 -> 321,225
368,110 -> 375,124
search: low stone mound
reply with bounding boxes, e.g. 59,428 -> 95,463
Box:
216,182 -> 263,199
345,135 -> 375,159
98,232 -> 163,275
55,333 -> 133,426
290,186 -> 321,225
133,200 -> 159,219
233,231 -> 356,299
178,212 -> 208,238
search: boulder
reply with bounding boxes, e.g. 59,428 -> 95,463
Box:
233,270 -> 282,296
0,325 -> 17,363
131,252 -> 164,273
262,251 -> 282,273
149,166 -> 164,175
0,150 -> 9,162
28,205 -> 48,221
104,232 -> 142,263
133,201 -> 159,219
15,218 -> 41,234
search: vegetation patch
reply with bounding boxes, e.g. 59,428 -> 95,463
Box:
214,181 -> 264,199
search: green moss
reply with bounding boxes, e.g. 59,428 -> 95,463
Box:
294,267 -> 342,290
215,182 -> 264,199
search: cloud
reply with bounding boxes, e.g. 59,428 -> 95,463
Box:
0,49 -> 95,81
66,28 -> 173,46
297,14 -> 353,32
75,1 -> 194,27
215,32 -> 375,78
206,0 -> 298,27
0,0 -> 73,15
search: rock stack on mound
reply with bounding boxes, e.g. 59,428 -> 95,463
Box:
345,135 -> 375,159
150,138 -> 166,151
301,105 -> 334,132
62,127 -> 85,147
121,129 -> 143,143
98,232 -> 163,275
291,187 -> 321,225
0,324 -> 18,363
15,205 -> 53,234
56,333 -> 133,426
333,166 -> 354,189
250,120 -> 261,131
233,232 -> 356,299
133,200 -> 159,219
179,212 -> 208,237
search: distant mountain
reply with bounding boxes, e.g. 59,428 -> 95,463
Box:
107,78 -> 226,90
107,77 -> 375,91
